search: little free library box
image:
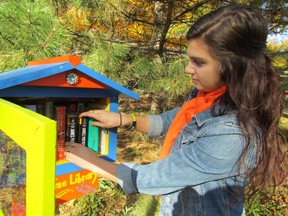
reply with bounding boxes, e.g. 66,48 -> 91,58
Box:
0,56 -> 139,216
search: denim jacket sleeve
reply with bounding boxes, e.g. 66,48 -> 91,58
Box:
147,88 -> 198,137
116,110 -> 250,195
147,107 -> 181,137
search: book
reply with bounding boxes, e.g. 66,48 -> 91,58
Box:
77,102 -> 85,113
66,113 -> 78,143
87,119 -> 99,153
24,104 -> 37,112
37,103 -> 45,115
23,102 -> 45,115
56,106 -> 66,160
98,128 -> 109,155
67,103 -> 77,113
45,101 -> 53,118
84,102 -> 107,111
77,116 -> 89,146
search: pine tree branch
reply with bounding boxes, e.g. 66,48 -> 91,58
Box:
173,0 -> 212,21
0,32 -> 15,47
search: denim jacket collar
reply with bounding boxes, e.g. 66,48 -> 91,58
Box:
194,104 -> 230,127
194,108 -> 214,127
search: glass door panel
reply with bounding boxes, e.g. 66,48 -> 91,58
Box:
0,130 -> 26,215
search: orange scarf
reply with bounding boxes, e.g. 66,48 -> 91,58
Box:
159,85 -> 226,159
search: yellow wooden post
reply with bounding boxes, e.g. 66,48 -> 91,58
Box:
0,99 -> 56,215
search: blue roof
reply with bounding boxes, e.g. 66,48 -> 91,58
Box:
0,62 -> 139,100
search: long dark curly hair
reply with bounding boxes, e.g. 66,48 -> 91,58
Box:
186,3 -> 287,197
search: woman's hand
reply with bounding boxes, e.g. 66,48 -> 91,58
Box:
64,142 -> 119,183
80,110 -> 120,128
64,142 -> 99,171
79,110 -> 132,128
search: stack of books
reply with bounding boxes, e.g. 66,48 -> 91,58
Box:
21,99 -> 109,160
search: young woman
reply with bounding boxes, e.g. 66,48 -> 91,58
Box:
65,3 -> 286,215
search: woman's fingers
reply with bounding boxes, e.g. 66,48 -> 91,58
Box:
65,142 -> 75,147
79,110 -> 100,119
79,109 -> 120,128
64,142 -> 82,153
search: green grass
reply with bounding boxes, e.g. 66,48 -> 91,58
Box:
128,194 -> 160,216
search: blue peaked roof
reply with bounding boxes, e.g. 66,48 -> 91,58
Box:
0,62 -> 139,100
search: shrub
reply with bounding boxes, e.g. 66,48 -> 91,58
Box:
245,175 -> 288,216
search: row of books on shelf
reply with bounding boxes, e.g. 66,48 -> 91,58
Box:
23,100 -> 109,161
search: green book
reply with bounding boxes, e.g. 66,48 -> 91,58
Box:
87,119 -> 99,153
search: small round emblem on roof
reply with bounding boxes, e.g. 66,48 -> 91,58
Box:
66,72 -> 79,85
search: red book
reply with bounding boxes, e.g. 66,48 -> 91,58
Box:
56,106 -> 66,160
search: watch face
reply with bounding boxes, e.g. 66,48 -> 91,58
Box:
66,72 -> 79,85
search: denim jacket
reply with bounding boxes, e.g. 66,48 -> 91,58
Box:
116,92 -> 257,216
